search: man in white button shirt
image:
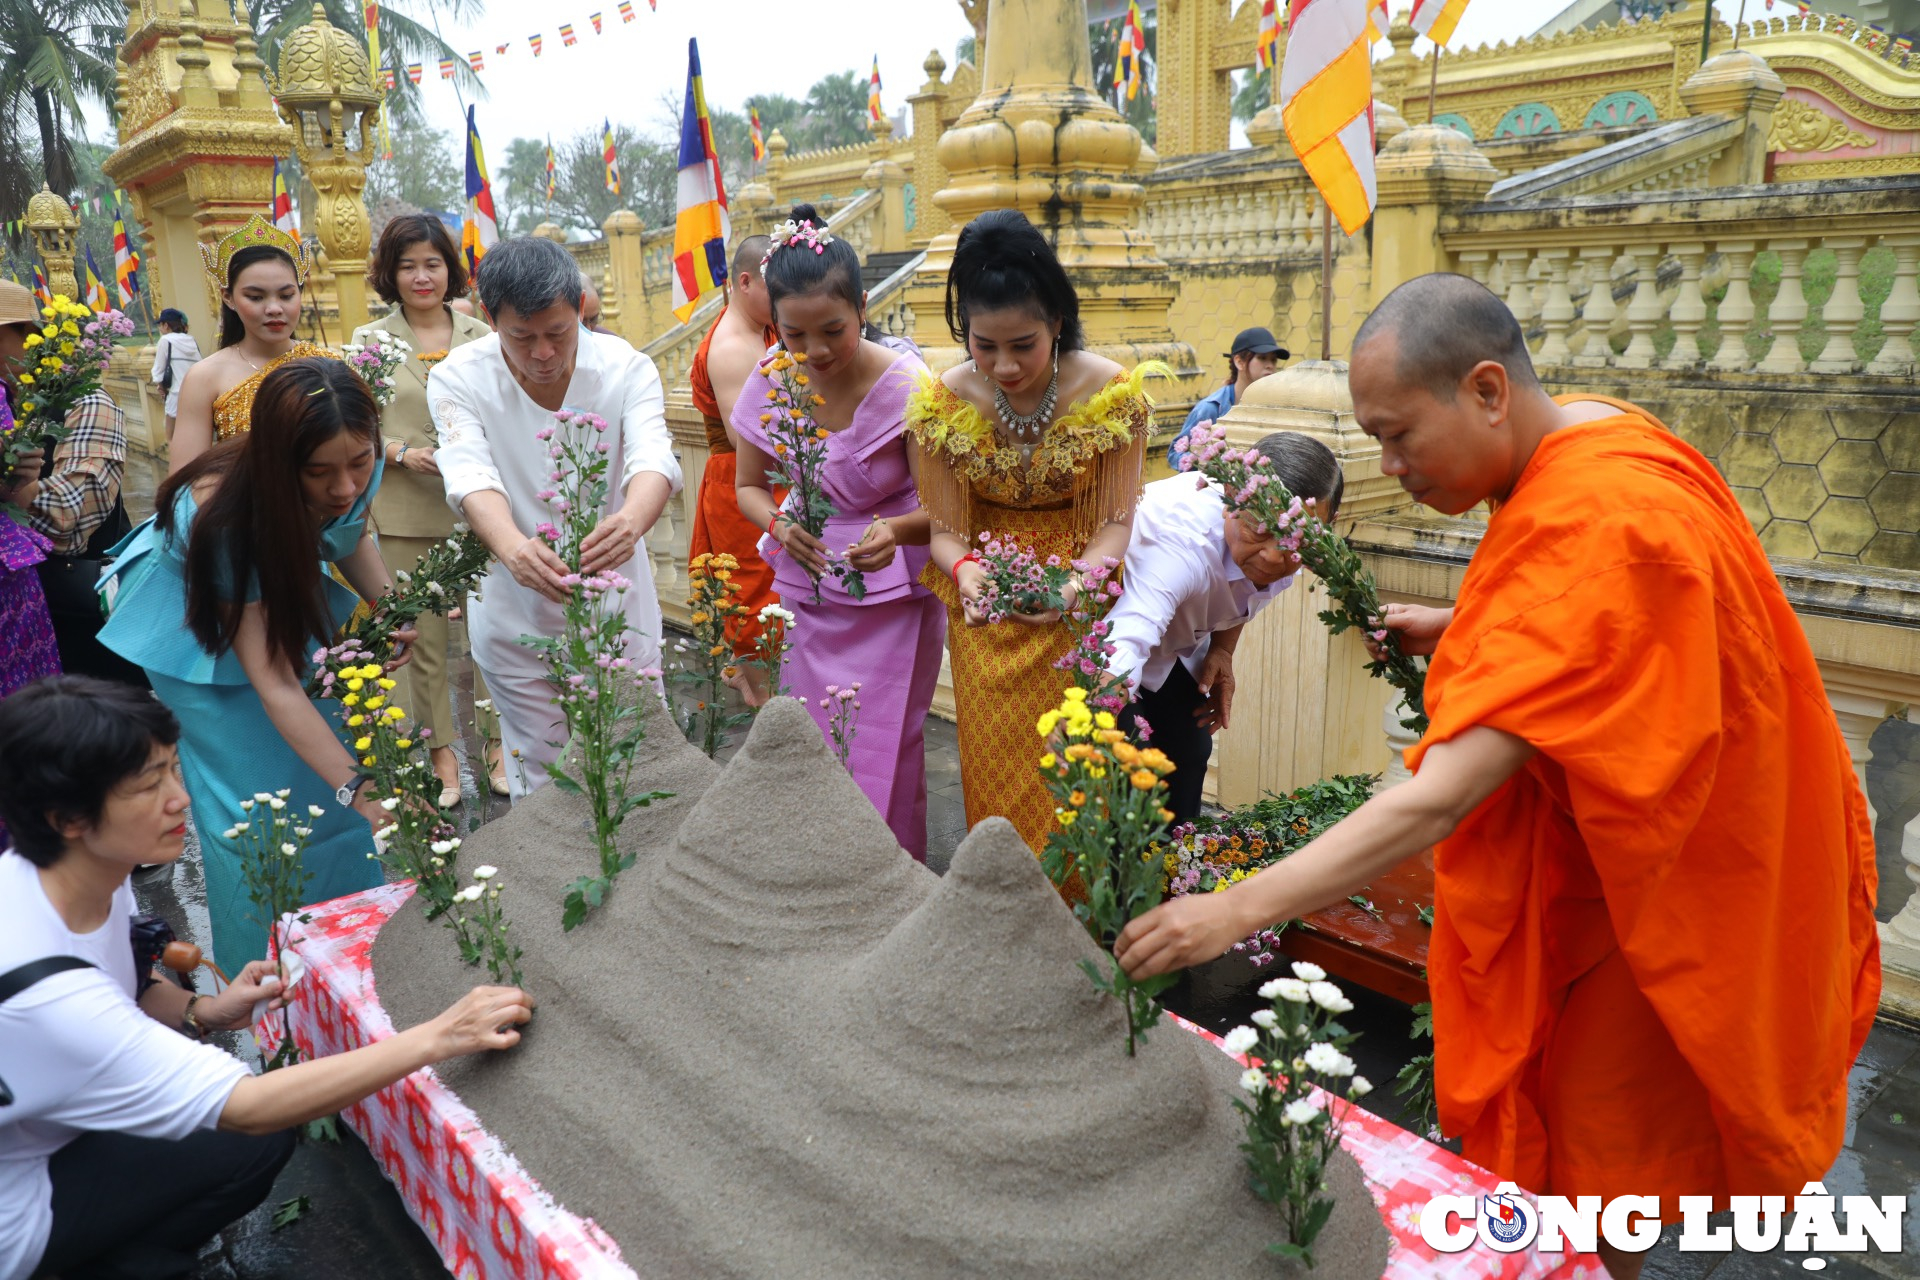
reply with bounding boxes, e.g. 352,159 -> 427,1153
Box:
432,237 -> 682,798
1103,432 -> 1343,822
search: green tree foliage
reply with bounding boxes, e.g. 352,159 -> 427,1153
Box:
495,124 -> 675,240
0,0 -> 119,222
365,124 -> 466,220
1233,66 -> 1270,124
795,71 -> 874,152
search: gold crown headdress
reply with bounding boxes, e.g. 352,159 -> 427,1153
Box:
199,214 -> 314,289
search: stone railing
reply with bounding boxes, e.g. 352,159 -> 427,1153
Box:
1740,10 -> 1919,73
1484,114 -> 1745,200
867,250 -> 927,343
767,137 -> 912,212
1142,154 -> 1328,263
1441,177 -> 1920,380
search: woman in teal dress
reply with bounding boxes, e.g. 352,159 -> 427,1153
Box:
100,359 -> 413,972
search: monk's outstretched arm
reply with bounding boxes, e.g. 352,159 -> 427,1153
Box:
1114,725 -> 1536,980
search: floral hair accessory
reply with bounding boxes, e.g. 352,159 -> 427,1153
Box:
762,217 -> 835,268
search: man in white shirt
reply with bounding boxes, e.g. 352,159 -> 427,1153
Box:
1103,432 -> 1344,822
433,237 -> 682,798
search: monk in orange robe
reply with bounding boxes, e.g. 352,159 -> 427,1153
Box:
687,235 -> 781,691
1117,274 -> 1880,1280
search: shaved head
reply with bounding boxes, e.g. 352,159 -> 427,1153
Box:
732,235 -> 772,279
1353,273 -> 1539,402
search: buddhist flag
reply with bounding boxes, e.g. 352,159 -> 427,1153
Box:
462,105 -> 499,273
868,56 -> 882,124
1115,1 -> 1147,104
1279,0 -> 1376,235
84,247 -> 111,311
270,159 -> 298,234
590,11 -> 603,33
603,119 -> 622,196
671,38 -> 730,323
468,49 -> 485,71
382,67 -> 396,89
529,33 -> 543,55
1364,0 -> 1389,41
1257,0 -> 1282,69
405,62 -> 423,84
32,265 -> 50,307
619,1 -> 635,21
113,205 -> 141,306
1408,0 -> 1470,45
496,41 -> 510,54
545,136 -> 558,204
439,57 -> 456,79
560,23 -> 577,46
750,106 -> 765,163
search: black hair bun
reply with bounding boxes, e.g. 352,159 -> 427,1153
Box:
789,202 -> 822,227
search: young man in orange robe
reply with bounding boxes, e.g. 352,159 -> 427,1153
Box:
687,235 -> 780,697
1116,273 -> 1881,1280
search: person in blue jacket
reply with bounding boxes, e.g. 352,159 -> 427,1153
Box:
1168,326 -> 1288,469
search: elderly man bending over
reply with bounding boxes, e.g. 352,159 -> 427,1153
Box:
432,236 -> 681,798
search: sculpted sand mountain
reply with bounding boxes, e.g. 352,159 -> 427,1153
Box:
374,698 -> 1390,1278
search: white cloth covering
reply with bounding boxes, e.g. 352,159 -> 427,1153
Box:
431,330 -> 682,798
0,852 -> 249,1280
149,331 -> 203,418
1103,476 -> 1295,693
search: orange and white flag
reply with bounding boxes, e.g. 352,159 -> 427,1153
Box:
1363,0 -> 1389,42
1409,0 -> 1470,45
1279,0 -> 1376,235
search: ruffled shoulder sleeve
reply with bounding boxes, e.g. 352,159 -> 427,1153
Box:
905,373 -> 993,534
1042,360 -> 1170,531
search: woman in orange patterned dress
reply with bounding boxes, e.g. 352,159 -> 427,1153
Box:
906,209 -> 1164,857
169,215 -> 334,475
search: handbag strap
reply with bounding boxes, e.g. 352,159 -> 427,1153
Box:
0,956 -> 96,1107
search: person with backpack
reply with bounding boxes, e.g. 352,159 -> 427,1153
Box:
150,308 -> 202,445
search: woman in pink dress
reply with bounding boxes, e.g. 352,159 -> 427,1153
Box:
730,204 -> 946,859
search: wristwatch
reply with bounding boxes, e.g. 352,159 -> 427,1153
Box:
335,773 -> 374,808
182,993 -> 209,1039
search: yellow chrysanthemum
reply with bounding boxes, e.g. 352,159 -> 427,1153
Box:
346,678 -> 365,692
396,738 -> 412,749
1036,710 -> 1062,737
364,696 -> 385,710
353,736 -> 373,751
376,678 -> 396,691
1129,768 -> 1158,791
341,694 -> 359,706
1094,710 -> 1116,730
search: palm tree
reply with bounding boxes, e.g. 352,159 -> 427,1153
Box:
796,71 -> 872,153
0,0 -> 119,222
247,0 -> 485,125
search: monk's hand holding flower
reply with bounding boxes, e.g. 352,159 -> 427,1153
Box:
579,508 -> 641,574
1115,892 -> 1256,980
772,512 -> 830,576
1363,603 -> 1453,662
845,515 -> 896,573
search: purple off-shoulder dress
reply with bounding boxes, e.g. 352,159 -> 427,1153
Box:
731,350 -> 947,859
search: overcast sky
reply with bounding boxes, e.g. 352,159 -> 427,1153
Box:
81,0 -> 1755,157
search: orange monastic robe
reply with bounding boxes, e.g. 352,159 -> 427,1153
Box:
1403,397 -> 1880,1209
688,308 -> 781,655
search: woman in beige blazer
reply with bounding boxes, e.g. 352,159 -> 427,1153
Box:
355,213 -> 503,802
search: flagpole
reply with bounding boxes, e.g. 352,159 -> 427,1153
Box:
1733,0 -> 1747,49
1426,43 -> 1441,122
1320,199 -> 1333,362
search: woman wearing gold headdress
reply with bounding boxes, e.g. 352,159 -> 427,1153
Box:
168,215 -> 332,475
906,210 -> 1163,858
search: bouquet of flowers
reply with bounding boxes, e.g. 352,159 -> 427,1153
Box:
674,552 -> 755,758
757,350 -> 864,603
6,296 -> 133,472
1226,965 -> 1373,1267
1176,419 -> 1427,733
1036,687 -> 1180,1056
522,409 -> 671,930
973,533 -> 1073,623
305,526 -> 491,694
341,330 -> 410,409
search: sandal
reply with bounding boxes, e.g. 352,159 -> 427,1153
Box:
484,739 -> 510,796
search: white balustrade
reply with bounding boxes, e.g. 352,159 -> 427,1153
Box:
1615,244 -> 1666,370
1535,248 -> 1575,364
1809,237 -> 1867,374
1867,234 -> 1920,376
1665,242 -> 1709,368
1756,238 -> 1811,374
1705,240 -> 1758,371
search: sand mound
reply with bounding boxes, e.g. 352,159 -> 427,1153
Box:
373,699 -> 1391,1278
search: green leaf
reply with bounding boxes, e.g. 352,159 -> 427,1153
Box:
545,772 -> 586,796
271,1195 -> 311,1230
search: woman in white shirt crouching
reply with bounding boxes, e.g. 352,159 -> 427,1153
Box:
0,676 -> 532,1280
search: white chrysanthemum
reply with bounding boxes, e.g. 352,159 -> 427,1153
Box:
268,797 -> 286,811
280,842 -> 297,856
308,804 -> 325,818
474,865 -> 498,880
1304,1043 -> 1355,1077
1239,1067 -> 1267,1095
1283,1099 -> 1321,1127
1350,1075 -> 1373,1098
1265,977 -> 1312,1003
376,823 -> 399,842
1221,1025 -> 1259,1055
222,827 -> 241,840
1250,1009 -> 1278,1030
380,797 -> 401,811
430,840 -> 456,855
294,826 -> 312,838
1308,981 -> 1353,1013
276,788 -> 290,799
1290,960 -> 1327,982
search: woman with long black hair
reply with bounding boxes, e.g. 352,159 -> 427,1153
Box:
98,358 -> 408,972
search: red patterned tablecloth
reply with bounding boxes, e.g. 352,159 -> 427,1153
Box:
279,883 -> 1606,1280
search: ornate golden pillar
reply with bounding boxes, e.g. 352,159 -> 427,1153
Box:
909,0 -> 1198,386
601,210 -> 649,345
25,185 -> 79,301
1154,0 -> 1235,158
105,0 -> 295,344
908,50 -> 954,248
270,4 -> 380,340
864,116 -> 910,254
